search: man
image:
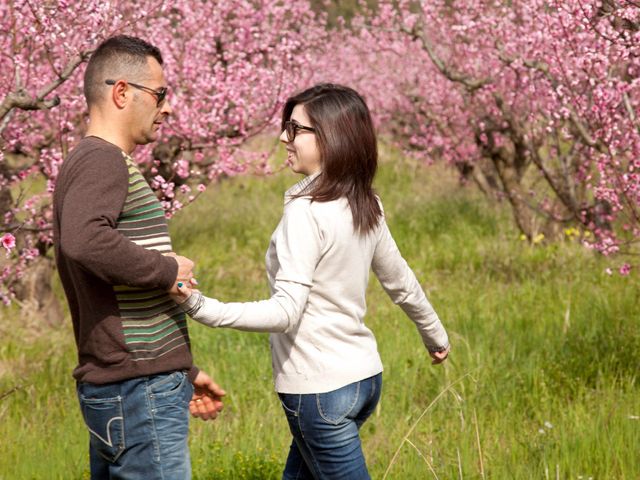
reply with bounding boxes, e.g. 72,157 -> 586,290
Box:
53,35 -> 224,479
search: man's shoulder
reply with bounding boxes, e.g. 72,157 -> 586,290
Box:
62,137 -> 127,178
66,137 -> 124,164
55,138 -> 129,197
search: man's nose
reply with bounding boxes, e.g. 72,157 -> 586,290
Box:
161,97 -> 173,116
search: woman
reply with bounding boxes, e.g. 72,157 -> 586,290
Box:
173,84 -> 450,480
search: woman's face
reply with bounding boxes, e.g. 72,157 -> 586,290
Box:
280,104 -> 321,176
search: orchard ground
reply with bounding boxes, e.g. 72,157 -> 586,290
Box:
0,144 -> 638,479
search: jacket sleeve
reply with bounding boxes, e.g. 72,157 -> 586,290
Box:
372,215 -> 449,353
57,147 -> 177,290
178,199 -> 321,332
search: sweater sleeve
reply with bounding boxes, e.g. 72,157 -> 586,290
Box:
179,199 -> 321,332
179,280 -> 310,332
372,216 -> 449,353
58,147 -> 177,290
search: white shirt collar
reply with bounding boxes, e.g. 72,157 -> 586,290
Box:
284,172 -> 321,204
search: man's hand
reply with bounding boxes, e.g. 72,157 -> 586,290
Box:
190,370 -> 226,421
429,346 -> 450,365
164,253 -> 195,295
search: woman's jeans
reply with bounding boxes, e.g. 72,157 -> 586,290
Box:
278,373 -> 383,480
76,370 -> 194,480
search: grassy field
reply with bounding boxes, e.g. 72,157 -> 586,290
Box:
0,144 -> 638,479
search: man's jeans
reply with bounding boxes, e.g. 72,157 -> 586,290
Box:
278,373 -> 382,480
77,370 -> 194,480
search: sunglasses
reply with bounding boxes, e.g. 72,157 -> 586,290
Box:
284,120 -> 316,142
105,79 -> 168,107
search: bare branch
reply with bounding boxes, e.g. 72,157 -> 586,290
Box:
0,50 -> 92,132
3,223 -> 52,233
401,25 -> 491,93
623,91 -> 640,135
497,51 -> 609,154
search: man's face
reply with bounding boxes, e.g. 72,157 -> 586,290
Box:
129,56 -> 172,146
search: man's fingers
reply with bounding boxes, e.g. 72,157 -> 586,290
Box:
190,398 -> 218,420
198,379 -> 227,398
209,383 -> 226,398
211,399 -> 224,412
190,406 -> 217,420
190,392 -> 224,421
190,372 -> 226,421
177,272 -> 194,282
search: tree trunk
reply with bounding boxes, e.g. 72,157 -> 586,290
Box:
12,256 -> 65,329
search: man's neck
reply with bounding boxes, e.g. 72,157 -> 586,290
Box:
85,113 -> 135,154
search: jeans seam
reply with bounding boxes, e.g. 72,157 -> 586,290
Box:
294,395 -> 325,478
295,395 -> 304,439
316,382 -> 361,425
146,380 -> 164,477
370,375 -> 377,402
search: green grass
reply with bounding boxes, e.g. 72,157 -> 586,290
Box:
0,144 -> 638,479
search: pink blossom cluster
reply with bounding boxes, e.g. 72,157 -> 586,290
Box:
313,0 -> 640,273
0,0 -> 327,303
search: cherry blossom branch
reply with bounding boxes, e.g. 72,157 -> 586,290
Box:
0,50 -> 91,133
402,24 -> 491,93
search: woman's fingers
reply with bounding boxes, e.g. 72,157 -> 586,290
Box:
430,346 -> 450,365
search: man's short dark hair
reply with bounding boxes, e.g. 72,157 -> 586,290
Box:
84,35 -> 163,106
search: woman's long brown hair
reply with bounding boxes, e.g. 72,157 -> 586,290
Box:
281,83 -> 382,234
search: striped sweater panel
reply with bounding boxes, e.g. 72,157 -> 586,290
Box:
115,154 -> 189,362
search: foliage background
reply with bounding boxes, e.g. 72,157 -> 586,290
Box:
1,1 -> 638,478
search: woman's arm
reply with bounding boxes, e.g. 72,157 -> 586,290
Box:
174,280 -> 310,333
372,218 -> 450,354
173,198 -> 322,333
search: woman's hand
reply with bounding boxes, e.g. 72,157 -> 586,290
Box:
430,345 -> 450,365
169,280 -> 197,304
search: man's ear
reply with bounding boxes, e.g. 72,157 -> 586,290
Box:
111,80 -> 129,109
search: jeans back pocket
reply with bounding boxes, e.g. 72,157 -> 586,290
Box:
77,389 -> 125,463
316,381 -> 360,425
278,392 -> 301,417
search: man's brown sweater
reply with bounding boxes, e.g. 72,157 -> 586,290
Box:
53,136 -> 197,384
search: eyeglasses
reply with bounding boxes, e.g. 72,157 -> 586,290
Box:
284,120 -> 316,142
105,79 -> 168,107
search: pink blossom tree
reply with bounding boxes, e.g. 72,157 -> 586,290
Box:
0,0 -> 327,308
315,0 -> 640,273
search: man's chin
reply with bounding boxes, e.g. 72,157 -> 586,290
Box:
135,133 -> 159,146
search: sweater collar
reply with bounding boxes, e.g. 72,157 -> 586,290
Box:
284,172 -> 321,204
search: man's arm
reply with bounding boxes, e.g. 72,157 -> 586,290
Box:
58,148 -> 179,290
